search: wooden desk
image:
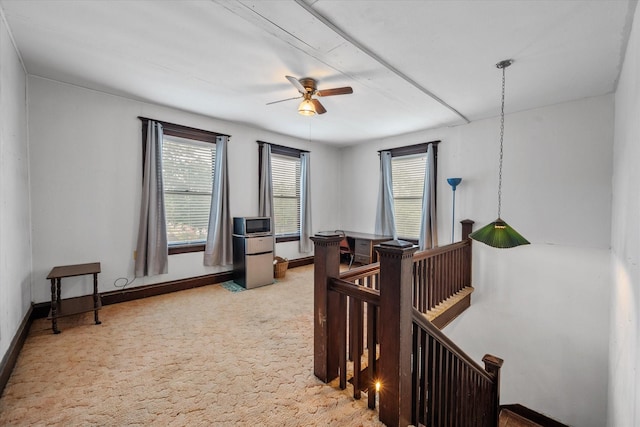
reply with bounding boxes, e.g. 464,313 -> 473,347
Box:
343,231 -> 393,265
47,262 -> 102,334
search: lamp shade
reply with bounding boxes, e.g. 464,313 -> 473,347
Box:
447,177 -> 462,191
298,98 -> 316,116
468,218 -> 530,249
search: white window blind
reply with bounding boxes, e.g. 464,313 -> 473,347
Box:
392,153 -> 427,239
162,136 -> 216,245
271,153 -> 301,236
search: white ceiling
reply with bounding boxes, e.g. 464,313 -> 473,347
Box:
0,0 -> 636,146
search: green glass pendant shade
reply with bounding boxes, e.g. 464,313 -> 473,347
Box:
469,218 -> 530,249
470,60 -> 530,249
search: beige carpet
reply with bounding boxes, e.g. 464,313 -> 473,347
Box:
0,265 -> 383,426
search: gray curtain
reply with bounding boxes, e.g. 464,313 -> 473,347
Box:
135,121 -> 168,277
258,143 -> 274,221
204,135 -> 232,266
419,143 -> 437,250
375,150 -> 397,239
299,152 -> 312,253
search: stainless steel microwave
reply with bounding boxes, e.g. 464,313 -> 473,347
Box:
233,217 -> 272,236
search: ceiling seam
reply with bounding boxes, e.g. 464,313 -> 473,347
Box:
613,0 -> 638,91
293,0 -> 470,124
226,1 -> 317,51
0,5 -> 27,74
218,0 -> 407,107
215,0 -> 352,81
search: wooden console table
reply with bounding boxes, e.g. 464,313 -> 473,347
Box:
47,262 -> 102,334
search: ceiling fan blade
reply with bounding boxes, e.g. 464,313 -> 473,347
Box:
312,99 -> 326,114
266,95 -> 302,105
286,75 -> 306,95
316,86 -> 353,97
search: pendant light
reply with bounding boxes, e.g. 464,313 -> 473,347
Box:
469,59 -> 530,249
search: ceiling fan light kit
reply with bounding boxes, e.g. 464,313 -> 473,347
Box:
298,97 -> 316,116
268,75 -> 353,116
469,59 -> 530,249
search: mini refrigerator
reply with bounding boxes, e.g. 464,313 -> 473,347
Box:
232,217 -> 274,289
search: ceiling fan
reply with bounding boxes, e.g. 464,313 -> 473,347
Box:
267,75 -> 353,115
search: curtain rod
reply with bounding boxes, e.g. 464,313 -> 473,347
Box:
138,116 -> 230,138
257,140 -> 310,153
378,140 -> 441,155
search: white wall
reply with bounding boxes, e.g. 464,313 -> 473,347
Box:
27,77 -> 340,303
447,244 -> 610,427
609,3 -> 640,426
0,14 -> 31,358
340,94 -> 614,426
449,97 -> 613,427
340,95 -> 613,249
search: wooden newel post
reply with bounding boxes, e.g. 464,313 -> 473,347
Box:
483,354 -> 504,427
376,239 -> 419,427
311,232 -> 343,383
461,219 -> 475,286
461,219 -> 475,240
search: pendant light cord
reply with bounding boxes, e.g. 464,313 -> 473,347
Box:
497,63 -> 507,219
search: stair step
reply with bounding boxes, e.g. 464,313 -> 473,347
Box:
426,286 -> 474,329
500,404 -> 569,427
500,409 -> 541,427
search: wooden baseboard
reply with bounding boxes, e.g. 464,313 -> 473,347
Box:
287,256 -> 314,269
99,258 -> 313,305
101,271 -> 234,306
32,301 -> 50,319
33,260 -> 315,318
0,305 -> 33,397
31,271 -> 235,319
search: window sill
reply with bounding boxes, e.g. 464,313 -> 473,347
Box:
168,244 -> 205,255
276,234 -> 300,243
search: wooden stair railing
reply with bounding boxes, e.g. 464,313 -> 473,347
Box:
332,235 -> 474,402
330,276 -> 380,410
412,308 -> 503,427
413,239 -> 474,328
339,248 -> 472,327
312,220 -> 503,427
339,219 -> 475,329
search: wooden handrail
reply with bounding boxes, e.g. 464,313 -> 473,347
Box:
329,278 -> 381,306
339,262 -> 380,281
339,240 -> 470,281
412,308 -> 493,383
413,239 -> 470,261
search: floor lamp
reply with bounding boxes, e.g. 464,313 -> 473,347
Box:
447,178 -> 462,243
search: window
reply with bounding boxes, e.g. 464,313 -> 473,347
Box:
258,142 -> 307,242
162,135 -> 215,247
383,141 -> 439,240
139,117 -> 225,254
272,153 -> 301,237
392,153 -> 427,239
